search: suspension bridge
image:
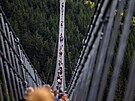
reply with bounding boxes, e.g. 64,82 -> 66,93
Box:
0,0 -> 135,101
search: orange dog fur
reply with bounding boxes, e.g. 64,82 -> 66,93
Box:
24,87 -> 54,101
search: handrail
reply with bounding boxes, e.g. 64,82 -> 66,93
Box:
0,7 -> 45,101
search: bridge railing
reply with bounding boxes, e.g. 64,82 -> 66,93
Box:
0,7 -> 44,101
68,0 -> 135,101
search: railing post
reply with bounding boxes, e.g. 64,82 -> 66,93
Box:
15,74 -> 22,100
0,8 -> 45,101
0,83 -> 4,101
0,53 -> 10,101
3,44 -> 15,101
4,23 -> 16,101
10,68 -> 19,101
0,13 -> 11,101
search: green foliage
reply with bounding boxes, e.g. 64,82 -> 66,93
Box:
1,0 -> 93,84
1,1 -> 135,100
84,0 -> 95,9
114,23 -> 135,101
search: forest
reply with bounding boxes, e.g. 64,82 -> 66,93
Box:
1,0 -> 94,84
1,0 -> 135,100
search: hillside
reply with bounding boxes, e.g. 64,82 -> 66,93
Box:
1,0 -> 94,84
